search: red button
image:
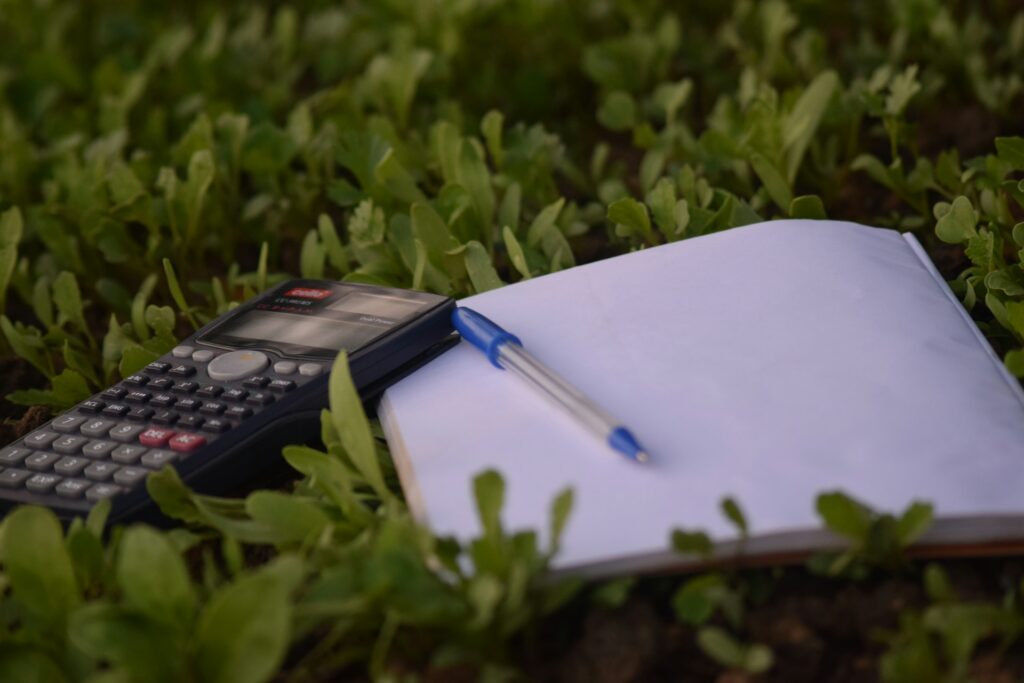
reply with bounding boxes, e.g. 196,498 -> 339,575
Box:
169,433 -> 207,453
139,427 -> 175,447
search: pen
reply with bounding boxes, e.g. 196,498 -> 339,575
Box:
452,307 -> 649,463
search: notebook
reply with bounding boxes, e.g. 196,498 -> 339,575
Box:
378,220 -> 1024,576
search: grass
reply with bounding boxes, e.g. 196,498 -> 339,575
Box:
1,0 -> 1024,680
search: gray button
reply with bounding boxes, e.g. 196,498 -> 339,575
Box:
25,452 -> 60,471
55,457 -> 88,476
113,467 -> 148,487
0,469 -> 31,488
53,435 -> 89,454
298,363 -> 323,377
84,461 -> 119,481
109,423 -> 145,443
273,361 -> 297,375
111,444 -> 147,464
192,349 -> 215,362
141,449 -> 177,468
206,350 -> 269,380
85,483 -> 122,502
52,415 -> 87,433
172,345 -> 194,358
81,419 -> 116,438
56,478 -> 91,498
26,473 -> 61,493
23,431 -> 59,449
82,440 -> 118,458
0,446 -> 31,465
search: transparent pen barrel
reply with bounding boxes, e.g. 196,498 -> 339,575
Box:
497,344 -> 618,437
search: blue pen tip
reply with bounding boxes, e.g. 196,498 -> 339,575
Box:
608,427 -> 649,463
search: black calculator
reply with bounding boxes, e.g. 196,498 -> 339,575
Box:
0,280 -> 456,522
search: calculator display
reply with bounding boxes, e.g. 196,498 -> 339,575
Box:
208,310 -> 383,352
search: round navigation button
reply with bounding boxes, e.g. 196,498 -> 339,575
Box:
298,363 -> 323,377
207,350 -> 269,381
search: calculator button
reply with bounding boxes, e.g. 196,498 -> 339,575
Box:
192,349 -> 215,363
222,388 -> 248,402
52,415 -> 87,433
298,363 -> 323,377
245,391 -> 275,407
169,365 -> 196,378
26,473 -> 61,493
150,394 -> 176,408
196,385 -> 223,398
273,361 -> 297,375
268,379 -> 296,393
25,452 -> 60,471
123,374 -> 149,386
177,414 -> 205,429
201,419 -> 231,433
225,406 -> 252,420
148,377 -> 174,390
102,403 -> 130,418
24,431 -> 59,449
56,478 -> 91,498
144,361 -> 172,374
175,398 -> 201,412
0,447 -> 31,465
243,376 -> 271,389
113,467 -> 149,487
126,391 -> 151,403
172,381 -> 199,394
139,428 -> 175,448
81,419 -> 116,437
85,483 -> 123,502
199,402 -> 226,416
141,449 -> 177,468
101,387 -> 128,401
127,407 -> 155,422
0,469 -> 31,488
171,345 -> 194,358
79,399 -> 105,413
55,456 -> 89,476
82,440 -> 118,458
207,350 -> 269,381
110,423 -> 146,442
152,411 -> 180,426
84,461 -> 119,481
111,444 -> 147,464
169,433 -> 206,453
53,435 -> 88,454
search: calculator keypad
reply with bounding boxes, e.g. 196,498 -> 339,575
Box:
0,347 -> 324,508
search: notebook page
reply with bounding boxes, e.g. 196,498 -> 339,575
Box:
382,220 -> 1024,570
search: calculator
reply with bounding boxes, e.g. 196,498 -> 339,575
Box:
0,280 -> 456,522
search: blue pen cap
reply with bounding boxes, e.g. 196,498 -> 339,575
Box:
452,307 -> 522,368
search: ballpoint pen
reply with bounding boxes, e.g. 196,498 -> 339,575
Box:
451,307 -> 649,463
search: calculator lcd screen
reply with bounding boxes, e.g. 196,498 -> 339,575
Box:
205,310 -> 387,355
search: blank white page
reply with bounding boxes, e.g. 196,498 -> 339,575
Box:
381,220 -> 1024,570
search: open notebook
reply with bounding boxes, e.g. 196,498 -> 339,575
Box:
379,220 -> 1024,576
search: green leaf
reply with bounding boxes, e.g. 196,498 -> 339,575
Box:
720,497 -> 748,536
0,506 -> 80,625
481,110 -> 504,169
318,214 -> 349,275
473,469 -> 505,540
69,604 -> 184,683
897,501 -> 934,545
645,178 -> 678,239
299,230 -> 325,279
597,91 -> 637,131
670,528 -> 713,558
697,626 -> 745,667
815,491 -> 874,543
502,226 -> 531,280
196,560 -> 301,683
1005,349 -> 1024,377
995,136 -> 1024,170
0,648 -> 67,683
789,194 -> 827,219
783,71 -> 838,183
117,525 -> 197,629
328,351 -> 388,499
464,240 -> 503,293
549,487 -> 574,551
245,491 -> 331,545
0,206 -> 23,316
749,152 -> 793,212
607,197 -> 655,243
935,196 -> 977,244
53,271 -> 87,332
241,122 -> 298,175
162,258 -> 197,328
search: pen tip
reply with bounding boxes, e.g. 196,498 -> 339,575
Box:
635,450 -> 649,463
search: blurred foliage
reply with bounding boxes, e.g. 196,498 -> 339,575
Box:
0,0 -> 1023,679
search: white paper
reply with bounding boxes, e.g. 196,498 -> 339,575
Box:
381,220 -> 1024,570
